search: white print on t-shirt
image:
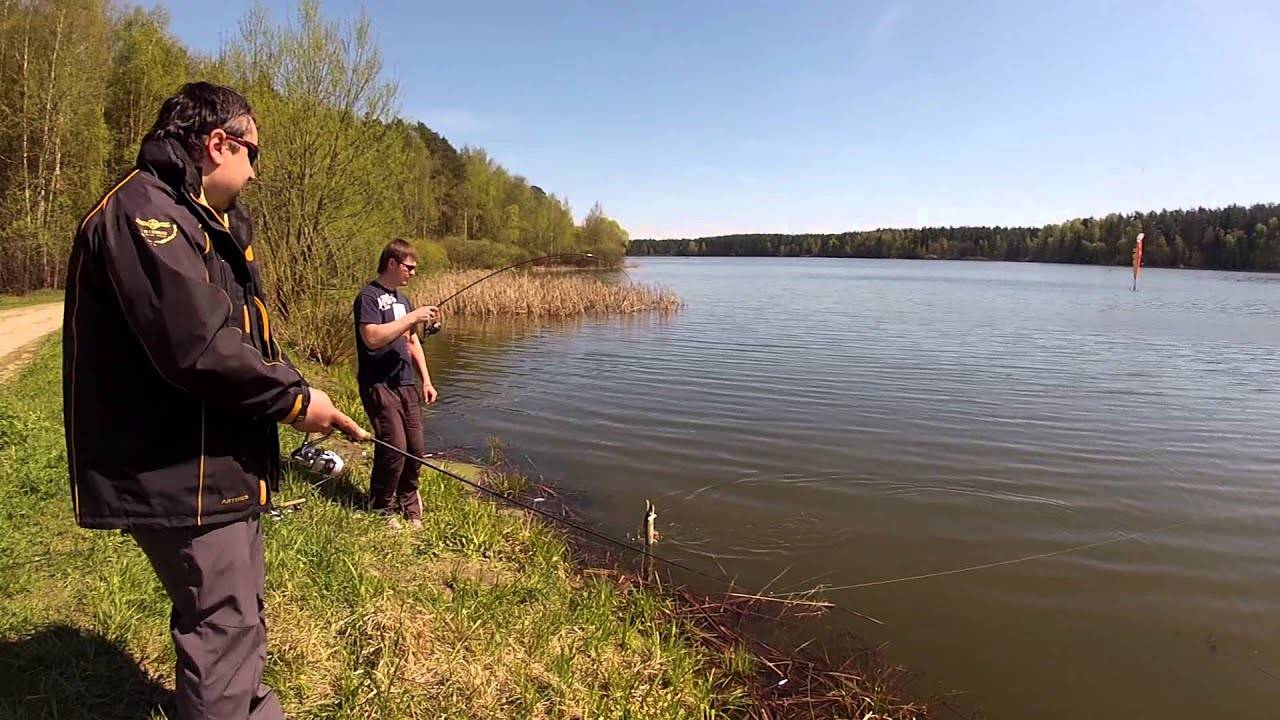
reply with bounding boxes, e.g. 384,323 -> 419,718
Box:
376,293 -> 397,311
392,303 -> 406,320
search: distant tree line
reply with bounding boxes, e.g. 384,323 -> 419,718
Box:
630,204 -> 1280,271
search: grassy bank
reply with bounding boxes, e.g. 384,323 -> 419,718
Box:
0,340 -> 927,719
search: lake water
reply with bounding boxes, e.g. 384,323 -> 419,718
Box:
420,257 -> 1280,719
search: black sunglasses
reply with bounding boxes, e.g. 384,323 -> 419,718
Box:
225,135 -> 259,166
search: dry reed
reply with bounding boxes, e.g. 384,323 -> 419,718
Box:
416,270 -> 681,318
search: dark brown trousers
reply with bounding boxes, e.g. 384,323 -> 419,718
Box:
133,516 -> 283,720
359,382 -> 425,519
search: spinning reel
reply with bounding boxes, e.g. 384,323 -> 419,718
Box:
289,434 -> 346,477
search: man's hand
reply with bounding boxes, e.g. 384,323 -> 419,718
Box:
423,383 -> 438,405
410,305 -> 439,324
362,305 -> 441,350
291,388 -> 370,441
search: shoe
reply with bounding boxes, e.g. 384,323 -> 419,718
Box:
408,518 -> 423,530
386,516 -> 404,530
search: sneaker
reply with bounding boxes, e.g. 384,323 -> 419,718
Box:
408,518 -> 423,530
386,516 -> 404,530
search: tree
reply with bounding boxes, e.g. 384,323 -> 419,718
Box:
627,204 -> 1280,272
0,0 -> 110,292
104,6 -> 189,177
222,2 -> 409,313
577,202 -> 629,266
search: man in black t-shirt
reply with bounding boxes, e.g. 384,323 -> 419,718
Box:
353,239 -> 439,527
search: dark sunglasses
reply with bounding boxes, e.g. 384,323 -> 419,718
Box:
225,134 -> 259,166
398,259 -> 417,272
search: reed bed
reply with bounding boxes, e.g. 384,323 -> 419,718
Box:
417,270 -> 681,318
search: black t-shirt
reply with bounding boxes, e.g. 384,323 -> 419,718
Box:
354,281 -> 416,387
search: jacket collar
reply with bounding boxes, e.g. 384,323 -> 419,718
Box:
136,137 -> 202,198
136,137 -> 245,230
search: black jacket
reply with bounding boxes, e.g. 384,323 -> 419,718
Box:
63,137 -> 310,530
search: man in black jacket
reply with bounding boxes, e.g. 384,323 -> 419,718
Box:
63,82 -> 366,719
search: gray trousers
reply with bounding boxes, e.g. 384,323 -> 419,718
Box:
133,515 -> 284,720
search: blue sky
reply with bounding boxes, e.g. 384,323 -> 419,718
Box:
154,1 -> 1280,239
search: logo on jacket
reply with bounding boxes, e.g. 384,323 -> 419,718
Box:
134,217 -> 178,245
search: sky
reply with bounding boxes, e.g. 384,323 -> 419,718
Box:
153,0 -> 1280,239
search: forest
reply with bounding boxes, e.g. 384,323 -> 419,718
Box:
0,0 -> 631,308
630,204 -> 1280,272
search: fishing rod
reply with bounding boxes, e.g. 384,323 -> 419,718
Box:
421,252 -> 596,336
364,434 -> 710,577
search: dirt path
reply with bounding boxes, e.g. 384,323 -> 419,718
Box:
0,302 -> 63,380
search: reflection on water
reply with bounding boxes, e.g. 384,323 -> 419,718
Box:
421,258 -> 1280,719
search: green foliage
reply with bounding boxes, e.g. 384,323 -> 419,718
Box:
577,202 -> 630,266
0,0 -> 111,292
401,121 -> 467,241
0,0 -> 631,303
441,237 -> 524,269
456,148 -> 585,262
104,5 -> 190,177
414,239 -> 450,273
631,203 -> 1280,271
218,1 -> 412,361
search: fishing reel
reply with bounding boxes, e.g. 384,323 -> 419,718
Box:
290,442 -> 345,476
423,320 -> 442,336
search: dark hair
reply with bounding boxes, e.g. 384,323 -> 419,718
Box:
144,82 -> 255,161
377,239 -> 416,273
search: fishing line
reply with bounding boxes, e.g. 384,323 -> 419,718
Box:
364,434 -> 722,583
299,432 -> 880,624
781,520 -> 1192,594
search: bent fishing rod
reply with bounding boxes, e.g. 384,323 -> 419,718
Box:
421,252 -> 596,336
290,432 -> 713,578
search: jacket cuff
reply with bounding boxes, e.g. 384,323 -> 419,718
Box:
278,385 -> 311,425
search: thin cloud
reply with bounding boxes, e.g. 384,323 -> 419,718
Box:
868,2 -> 909,44
408,107 -> 510,138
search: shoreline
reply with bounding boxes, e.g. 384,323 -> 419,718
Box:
298,352 -> 938,718
0,339 -> 935,718
626,252 -> 1280,274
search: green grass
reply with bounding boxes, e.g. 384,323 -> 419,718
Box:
0,288 -> 62,311
0,340 -> 752,719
